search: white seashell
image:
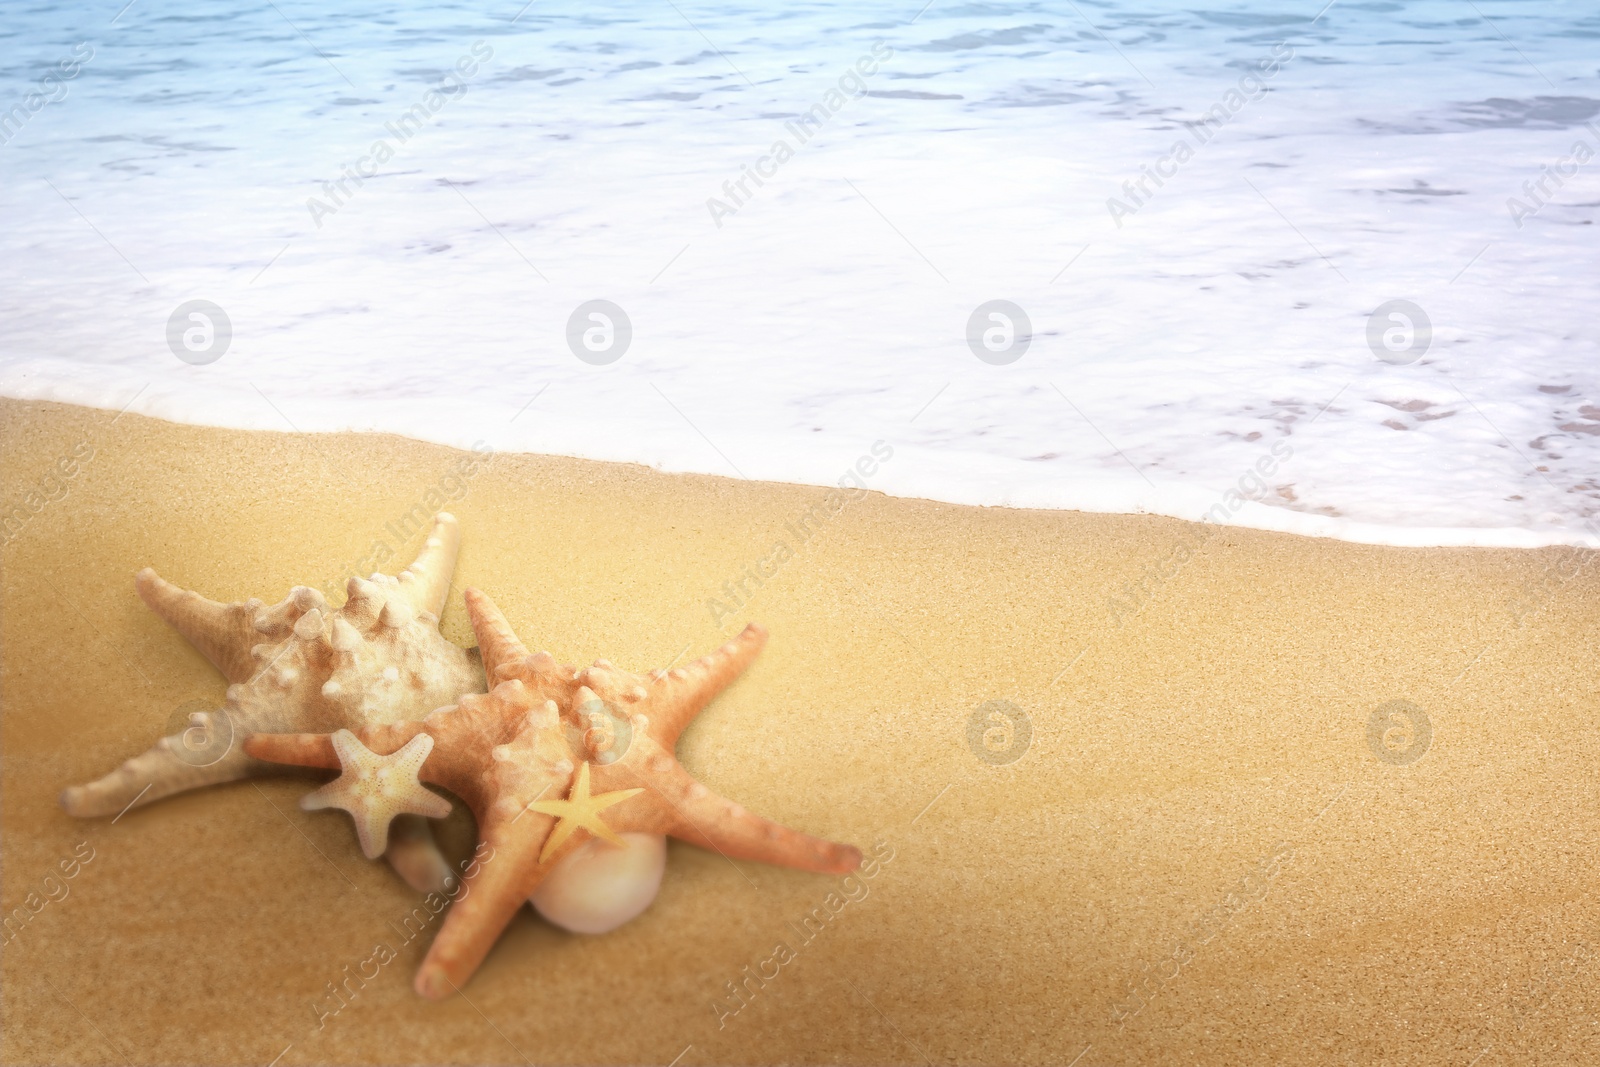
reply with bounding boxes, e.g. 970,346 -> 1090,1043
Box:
532,833 -> 667,935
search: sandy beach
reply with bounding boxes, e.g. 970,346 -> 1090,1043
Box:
2,396 -> 1597,1066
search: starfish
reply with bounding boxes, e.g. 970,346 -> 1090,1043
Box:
526,761 -> 641,862
246,587 -> 862,999
61,513 -> 486,892
304,731 -> 453,858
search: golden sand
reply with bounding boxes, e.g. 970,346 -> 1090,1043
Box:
2,397 -> 1596,1066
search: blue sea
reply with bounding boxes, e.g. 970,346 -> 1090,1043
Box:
2,0 -> 1597,546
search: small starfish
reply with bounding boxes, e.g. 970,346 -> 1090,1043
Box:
246,587 -> 861,999
61,513 -> 486,892
303,730 -> 452,859
526,761 -> 641,862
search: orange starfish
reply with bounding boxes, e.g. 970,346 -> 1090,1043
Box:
245,588 -> 861,999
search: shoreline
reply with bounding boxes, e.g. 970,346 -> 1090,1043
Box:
2,385 -> 1594,552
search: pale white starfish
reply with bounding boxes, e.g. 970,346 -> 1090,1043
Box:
303,730 -> 452,858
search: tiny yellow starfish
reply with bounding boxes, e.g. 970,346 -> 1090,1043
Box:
302,729 -> 452,858
524,761 -> 642,863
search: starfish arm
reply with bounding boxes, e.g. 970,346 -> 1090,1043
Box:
386,815 -> 455,894
247,719 -> 497,811
245,731 -> 346,770
413,815 -> 556,1000
300,782 -> 391,859
462,588 -> 531,682
531,812 -> 583,863
317,791 -> 451,860
244,722 -> 425,772
391,512 -> 462,620
60,726 -> 259,817
598,745 -> 860,874
581,788 -> 643,847
134,568 -> 266,684
648,623 -> 768,745
658,776 -> 861,874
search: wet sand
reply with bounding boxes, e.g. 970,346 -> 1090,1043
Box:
2,397 -> 1597,1066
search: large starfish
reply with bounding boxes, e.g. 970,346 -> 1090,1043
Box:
246,588 -> 862,999
61,513 -> 486,892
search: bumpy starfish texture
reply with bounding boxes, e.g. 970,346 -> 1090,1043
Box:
246,587 -> 862,999
61,513 -> 485,892
304,730 -> 453,859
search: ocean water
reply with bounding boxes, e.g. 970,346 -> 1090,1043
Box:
1,0 -> 1597,547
